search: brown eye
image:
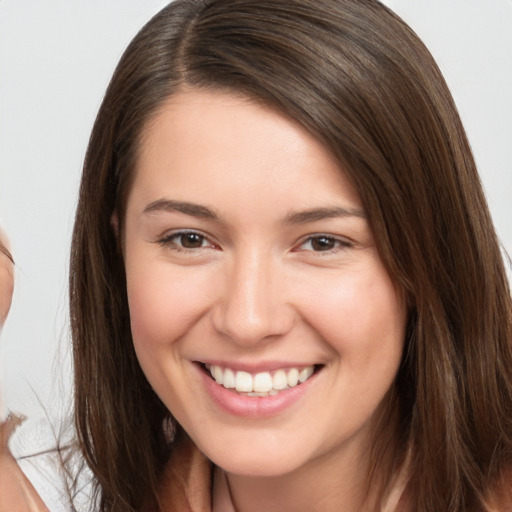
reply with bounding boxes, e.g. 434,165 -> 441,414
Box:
310,236 -> 338,251
295,234 -> 351,254
159,231 -> 212,251
178,232 -> 206,249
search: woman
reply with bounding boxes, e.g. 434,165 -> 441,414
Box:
69,0 -> 512,510
3,0 -> 512,510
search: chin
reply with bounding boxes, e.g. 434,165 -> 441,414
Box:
199,436 -> 309,477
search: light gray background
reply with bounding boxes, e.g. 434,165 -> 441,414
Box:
1,0 -> 511,422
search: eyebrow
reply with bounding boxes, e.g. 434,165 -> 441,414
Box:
283,206 -> 367,224
143,199 -> 366,224
143,199 -> 219,220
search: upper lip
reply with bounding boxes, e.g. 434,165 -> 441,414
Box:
197,360 -> 320,373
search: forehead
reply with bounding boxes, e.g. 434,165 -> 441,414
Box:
130,88 -> 361,213
139,89 -> 330,167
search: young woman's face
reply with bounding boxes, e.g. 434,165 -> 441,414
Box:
123,89 -> 406,478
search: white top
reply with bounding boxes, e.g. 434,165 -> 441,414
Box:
8,415 -> 93,511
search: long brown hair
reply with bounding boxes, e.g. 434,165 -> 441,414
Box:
70,1 -> 512,510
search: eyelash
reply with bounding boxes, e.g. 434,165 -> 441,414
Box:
294,234 -> 352,254
158,230 -> 215,252
158,230 -> 352,255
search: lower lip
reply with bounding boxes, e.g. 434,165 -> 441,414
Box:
196,364 -> 319,418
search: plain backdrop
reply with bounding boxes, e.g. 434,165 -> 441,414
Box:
1,0 -> 511,423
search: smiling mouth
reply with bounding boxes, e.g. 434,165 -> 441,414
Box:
202,363 -> 322,397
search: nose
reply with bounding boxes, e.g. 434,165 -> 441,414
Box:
211,249 -> 294,347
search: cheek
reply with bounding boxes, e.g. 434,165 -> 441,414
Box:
125,258 -> 214,357
299,264 -> 406,364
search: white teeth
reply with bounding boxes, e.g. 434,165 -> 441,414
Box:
253,372 -> 273,393
299,366 -> 314,383
207,364 -> 316,395
287,368 -> 299,387
213,365 -> 223,384
235,371 -> 253,392
272,370 -> 288,391
223,368 -> 235,389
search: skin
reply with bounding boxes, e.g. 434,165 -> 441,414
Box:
0,231 -> 48,511
122,89 -> 407,511
0,231 -> 13,327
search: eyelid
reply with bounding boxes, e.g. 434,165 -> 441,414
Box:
157,229 -> 219,250
293,233 -> 354,253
